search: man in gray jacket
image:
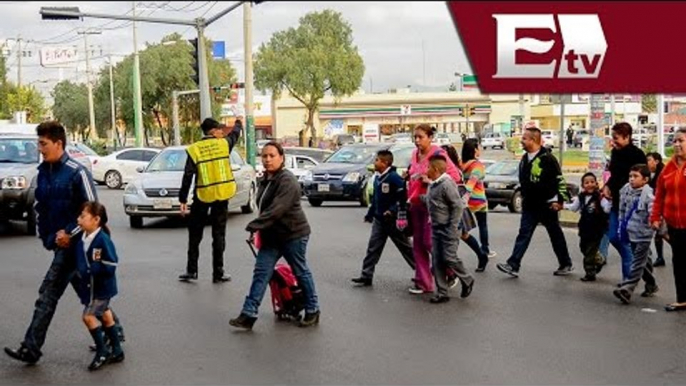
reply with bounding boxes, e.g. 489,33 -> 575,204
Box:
424,155 -> 474,304
613,164 -> 658,304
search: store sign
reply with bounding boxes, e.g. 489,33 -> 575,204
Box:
40,47 -> 78,67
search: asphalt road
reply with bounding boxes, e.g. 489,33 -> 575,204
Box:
1,187 -> 685,385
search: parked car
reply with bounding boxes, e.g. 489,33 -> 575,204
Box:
283,147 -> 333,163
572,129 -> 590,148
433,133 -> 452,145
332,134 -> 356,149
122,146 -> 257,228
256,139 -> 272,153
481,132 -> 506,149
541,130 -> 560,148
255,153 -> 319,192
389,132 -> 413,144
92,147 -> 160,189
71,142 -> 101,168
0,134 -> 93,235
484,159 -> 579,213
302,143 -> 389,207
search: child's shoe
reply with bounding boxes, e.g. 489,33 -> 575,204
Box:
640,284 -> 659,297
580,274 -> 596,282
613,288 -> 632,304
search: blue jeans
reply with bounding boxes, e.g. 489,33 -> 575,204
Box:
608,209 -> 634,281
242,236 -> 319,318
475,211 -> 491,255
507,207 -> 572,271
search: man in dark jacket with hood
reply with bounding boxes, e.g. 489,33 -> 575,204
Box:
603,122 -> 647,281
497,126 -> 573,278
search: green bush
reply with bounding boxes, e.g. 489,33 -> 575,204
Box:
506,136 -> 521,154
86,139 -> 109,156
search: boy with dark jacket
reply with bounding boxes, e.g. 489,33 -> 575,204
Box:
352,150 -> 415,286
497,127 -> 573,278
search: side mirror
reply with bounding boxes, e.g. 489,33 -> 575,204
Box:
136,166 -> 144,173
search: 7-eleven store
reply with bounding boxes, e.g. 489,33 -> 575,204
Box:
272,91 -> 492,141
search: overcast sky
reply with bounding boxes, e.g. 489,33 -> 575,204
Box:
0,1 -> 472,100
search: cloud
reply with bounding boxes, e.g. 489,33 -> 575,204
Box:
1,1 -> 472,96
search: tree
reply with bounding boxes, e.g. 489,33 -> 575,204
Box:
254,10 -> 365,145
52,81 -> 90,139
6,85 -> 46,123
94,33 -> 236,146
642,94 -> 657,114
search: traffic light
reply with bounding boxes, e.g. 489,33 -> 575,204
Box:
189,38 -> 200,86
463,106 -> 471,118
231,82 -> 245,89
211,86 -> 222,93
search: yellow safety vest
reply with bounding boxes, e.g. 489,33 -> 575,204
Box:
187,138 -> 236,203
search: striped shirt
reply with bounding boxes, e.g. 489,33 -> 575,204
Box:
462,159 -> 488,212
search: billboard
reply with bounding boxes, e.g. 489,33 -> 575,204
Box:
40,47 -> 78,67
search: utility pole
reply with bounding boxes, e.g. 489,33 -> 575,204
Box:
132,1 -> 144,147
108,55 -> 117,150
16,36 -> 21,87
172,89 -> 201,146
196,24 -> 211,120
518,93 -> 525,135
658,94 -> 665,157
244,2 -> 256,166
78,29 -> 101,140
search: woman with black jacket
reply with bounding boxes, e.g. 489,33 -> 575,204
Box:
229,142 -> 320,330
647,152 -> 670,267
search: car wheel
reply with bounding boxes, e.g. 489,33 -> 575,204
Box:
241,184 -> 257,214
26,207 -> 37,236
105,170 -> 122,189
129,216 -> 143,229
308,198 -> 323,207
508,191 -> 523,213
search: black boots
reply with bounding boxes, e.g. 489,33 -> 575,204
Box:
229,313 -> 257,330
178,272 -> 198,282
88,326 -> 125,371
4,345 -> 40,364
212,274 -> 232,284
88,327 -> 110,371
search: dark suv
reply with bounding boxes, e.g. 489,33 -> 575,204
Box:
302,143 -> 389,207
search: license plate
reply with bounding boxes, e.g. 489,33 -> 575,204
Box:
317,184 -> 330,192
153,198 -> 173,209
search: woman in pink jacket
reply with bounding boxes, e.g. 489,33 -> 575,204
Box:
407,124 -> 462,294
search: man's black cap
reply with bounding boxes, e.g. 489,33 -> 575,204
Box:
201,118 -> 227,133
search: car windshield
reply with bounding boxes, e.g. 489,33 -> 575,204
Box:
146,149 -> 187,172
74,143 -> 99,156
284,148 -> 332,163
326,146 -> 383,164
391,146 -> 415,168
0,138 -> 39,164
486,161 -> 519,176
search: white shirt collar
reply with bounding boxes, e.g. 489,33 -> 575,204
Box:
82,227 -> 102,252
430,173 -> 451,186
379,166 -> 391,177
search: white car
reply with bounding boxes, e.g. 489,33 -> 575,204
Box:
92,147 -> 160,189
255,153 -> 318,185
481,132 -> 506,149
541,130 -> 560,148
123,147 -> 256,228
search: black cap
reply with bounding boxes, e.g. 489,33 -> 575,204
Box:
201,118 -> 227,133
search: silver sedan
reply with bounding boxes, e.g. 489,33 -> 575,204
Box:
123,146 -> 257,228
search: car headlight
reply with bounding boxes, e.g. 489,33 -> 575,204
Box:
303,171 -> 313,182
124,184 -> 138,195
1,176 -> 27,190
343,172 -> 361,182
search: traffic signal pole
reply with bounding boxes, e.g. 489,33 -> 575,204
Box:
244,2 -> 256,166
196,24 -> 212,120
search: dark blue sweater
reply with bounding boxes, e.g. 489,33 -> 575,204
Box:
365,167 -> 407,221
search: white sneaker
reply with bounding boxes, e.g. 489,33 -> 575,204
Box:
408,286 -> 425,295
487,251 -> 497,258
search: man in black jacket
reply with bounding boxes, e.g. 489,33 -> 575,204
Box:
497,127 -> 573,278
603,122 -> 647,281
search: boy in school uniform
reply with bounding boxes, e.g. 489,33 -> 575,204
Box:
352,150 -> 415,286
424,155 -> 475,304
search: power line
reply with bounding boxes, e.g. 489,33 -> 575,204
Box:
33,7 -> 136,44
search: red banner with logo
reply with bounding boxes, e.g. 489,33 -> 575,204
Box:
447,1 -> 686,93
